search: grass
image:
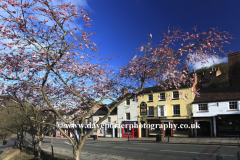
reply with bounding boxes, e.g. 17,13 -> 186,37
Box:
1,148 -> 18,159
9,147 -> 74,160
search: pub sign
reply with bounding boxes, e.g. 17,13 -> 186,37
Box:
140,102 -> 147,115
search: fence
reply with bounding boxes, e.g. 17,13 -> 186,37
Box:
193,152 -> 240,160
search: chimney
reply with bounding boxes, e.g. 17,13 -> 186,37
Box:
122,88 -> 128,95
228,51 -> 240,86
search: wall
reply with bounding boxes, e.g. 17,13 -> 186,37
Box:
117,99 -> 138,122
138,87 -> 194,120
193,101 -> 240,117
228,52 -> 240,86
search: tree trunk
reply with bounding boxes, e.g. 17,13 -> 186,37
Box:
38,138 -> 42,157
17,134 -> 19,148
73,144 -> 83,160
32,133 -> 36,157
51,131 -> 54,159
20,133 -> 23,151
38,123 -> 42,157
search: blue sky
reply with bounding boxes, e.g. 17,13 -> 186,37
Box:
76,0 -> 240,71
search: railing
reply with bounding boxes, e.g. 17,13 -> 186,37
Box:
193,152 -> 240,160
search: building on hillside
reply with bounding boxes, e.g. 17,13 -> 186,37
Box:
92,105 -> 117,137
138,75 -> 197,138
197,67 -> 222,88
117,93 -> 139,138
192,86 -> 240,137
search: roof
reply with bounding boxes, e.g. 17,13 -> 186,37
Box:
193,86 -> 240,103
139,83 -> 193,94
93,105 -> 117,116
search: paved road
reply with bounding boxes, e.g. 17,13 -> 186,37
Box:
40,137 -> 240,160
2,135 -> 240,160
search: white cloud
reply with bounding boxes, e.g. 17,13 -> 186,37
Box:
188,55 -> 228,70
64,0 -> 92,12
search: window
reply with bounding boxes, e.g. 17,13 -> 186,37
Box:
58,130 -> 63,136
86,118 -> 89,124
229,102 -> 238,110
148,94 -> 153,102
107,117 -> 111,123
158,105 -> 165,117
126,113 -> 130,120
106,128 -> 112,135
198,104 -> 208,111
172,91 -> 179,99
148,106 -> 154,116
173,105 -> 180,116
126,99 -> 130,105
124,127 -> 132,134
98,117 -> 102,121
159,93 -> 165,101
149,122 -> 162,133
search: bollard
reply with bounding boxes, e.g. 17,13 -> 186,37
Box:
237,151 -> 240,160
193,157 -> 199,160
3,140 -> 7,145
216,154 -> 223,160
168,134 -> 169,142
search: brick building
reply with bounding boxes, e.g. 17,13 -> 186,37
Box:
228,51 -> 240,86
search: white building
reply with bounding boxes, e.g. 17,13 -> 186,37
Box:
192,86 -> 240,137
92,105 -> 118,137
117,95 -> 139,138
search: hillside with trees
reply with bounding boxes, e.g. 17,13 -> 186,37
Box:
195,62 -> 229,89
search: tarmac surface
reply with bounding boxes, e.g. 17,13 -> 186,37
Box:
1,135 -> 240,160
95,136 -> 240,146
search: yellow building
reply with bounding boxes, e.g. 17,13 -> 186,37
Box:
138,80 -> 197,137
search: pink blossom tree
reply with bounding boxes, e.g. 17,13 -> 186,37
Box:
0,0 -> 232,159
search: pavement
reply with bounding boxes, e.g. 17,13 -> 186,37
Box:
44,135 -> 240,146
1,135 -> 240,160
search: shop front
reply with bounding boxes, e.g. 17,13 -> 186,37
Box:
121,121 -> 139,138
216,114 -> 240,136
173,119 -> 191,137
57,128 -> 73,138
193,117 -> 213,137
147,119 -> 191,137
